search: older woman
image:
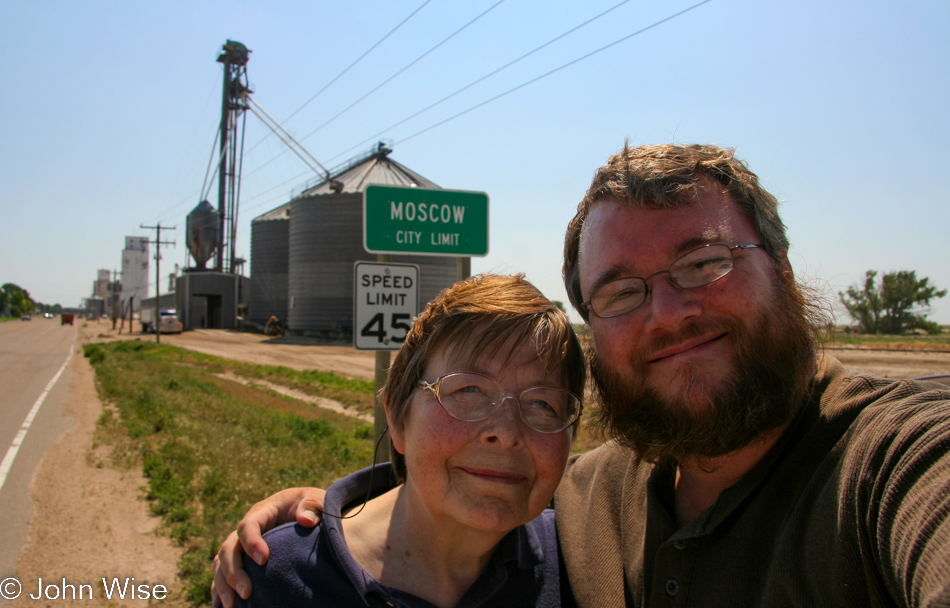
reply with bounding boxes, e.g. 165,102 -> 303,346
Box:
230,274 -> 584,608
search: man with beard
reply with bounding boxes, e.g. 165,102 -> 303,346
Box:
212,144 -> 950,608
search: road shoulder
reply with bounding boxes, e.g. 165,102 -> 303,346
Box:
9,349 -> 186,607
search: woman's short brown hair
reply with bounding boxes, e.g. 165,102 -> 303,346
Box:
383,273 -> 585,481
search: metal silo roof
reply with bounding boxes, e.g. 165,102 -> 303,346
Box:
253,202 -> 291,222
295,141 -> 439,197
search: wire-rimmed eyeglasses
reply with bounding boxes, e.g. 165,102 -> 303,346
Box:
416,372 -> 582,434
582,244 -> 762,319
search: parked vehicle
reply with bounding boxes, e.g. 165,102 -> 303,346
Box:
141,308 -> 183,334
21,313 -> 31,320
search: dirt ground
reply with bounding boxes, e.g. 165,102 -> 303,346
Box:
822,346 -> 950,380
10,323 -> 187,608
84,321 -> 378,380
14,320 -> 949,607
83,320 -> 950,381
10,322 -> 383,608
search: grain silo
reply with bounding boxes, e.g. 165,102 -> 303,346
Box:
251,142 -> 460,336
248,203 -> 290,325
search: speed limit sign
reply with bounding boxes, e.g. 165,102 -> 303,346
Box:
353,261 -> 420,350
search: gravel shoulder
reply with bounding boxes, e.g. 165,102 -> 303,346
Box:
10,324 -> 187,607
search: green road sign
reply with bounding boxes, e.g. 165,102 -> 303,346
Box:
363,185 -> 489,256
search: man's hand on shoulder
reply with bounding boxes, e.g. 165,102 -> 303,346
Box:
211,487 -> 326,607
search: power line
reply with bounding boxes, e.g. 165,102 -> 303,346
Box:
242,0 -> 507,181
302,0 -> 507,139
147,118 -> 228,228
283,0 -> 435,125
394,0 -> 714,147
240,171 -> 311,214
162,1 -> 716,232
322,0 -> 636,165
235,0 -> 667,211
242,0 -> 434,160
222,0 -> 716,220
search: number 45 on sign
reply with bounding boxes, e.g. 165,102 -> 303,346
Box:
354,262 -> 419,350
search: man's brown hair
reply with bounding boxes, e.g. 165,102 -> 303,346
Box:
383,273 -> 585,481
563,143 -> 790,320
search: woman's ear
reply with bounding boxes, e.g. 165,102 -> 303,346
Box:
385,395 -> 406,455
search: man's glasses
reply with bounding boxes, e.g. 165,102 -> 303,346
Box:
583,244 -> 762,319
416,372 -> 582,434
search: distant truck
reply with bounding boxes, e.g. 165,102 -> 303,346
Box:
141,308 -> 183,334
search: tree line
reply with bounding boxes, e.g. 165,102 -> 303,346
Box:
1,283 -> 62,317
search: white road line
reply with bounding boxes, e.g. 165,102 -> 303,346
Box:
0,346 -> 74,493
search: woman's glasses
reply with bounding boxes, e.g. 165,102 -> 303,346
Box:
417,371 -> 581,433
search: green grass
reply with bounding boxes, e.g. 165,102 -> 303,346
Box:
83,340 -> 375,605
824,331 -> 950,351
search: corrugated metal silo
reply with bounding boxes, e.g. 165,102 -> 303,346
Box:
287,192 -> 457,333
249,142 -> 463,335
287,193 -> 366,332
249,203 -> 290,325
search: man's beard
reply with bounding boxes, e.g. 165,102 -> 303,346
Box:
590,271 -> 817,465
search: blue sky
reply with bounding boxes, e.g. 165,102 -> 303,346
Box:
1,0 -> 948,324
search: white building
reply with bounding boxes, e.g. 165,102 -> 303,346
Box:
121,236 -> 150,311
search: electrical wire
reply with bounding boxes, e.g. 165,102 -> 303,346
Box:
241,0 -> 507,181
239,172 -> 311,215
240,0 -> 714,208
178,1 -> 717,233
322,0 -> 636,165
302,0 -> 506,140
283,0 -> 434,125
242,0 -> 434,159
394,0 -> 714,147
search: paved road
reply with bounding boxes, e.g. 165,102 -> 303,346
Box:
0,318 -> 77,598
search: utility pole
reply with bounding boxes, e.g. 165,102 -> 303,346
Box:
140,223 -> 176,344
111,269 -> 121,330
